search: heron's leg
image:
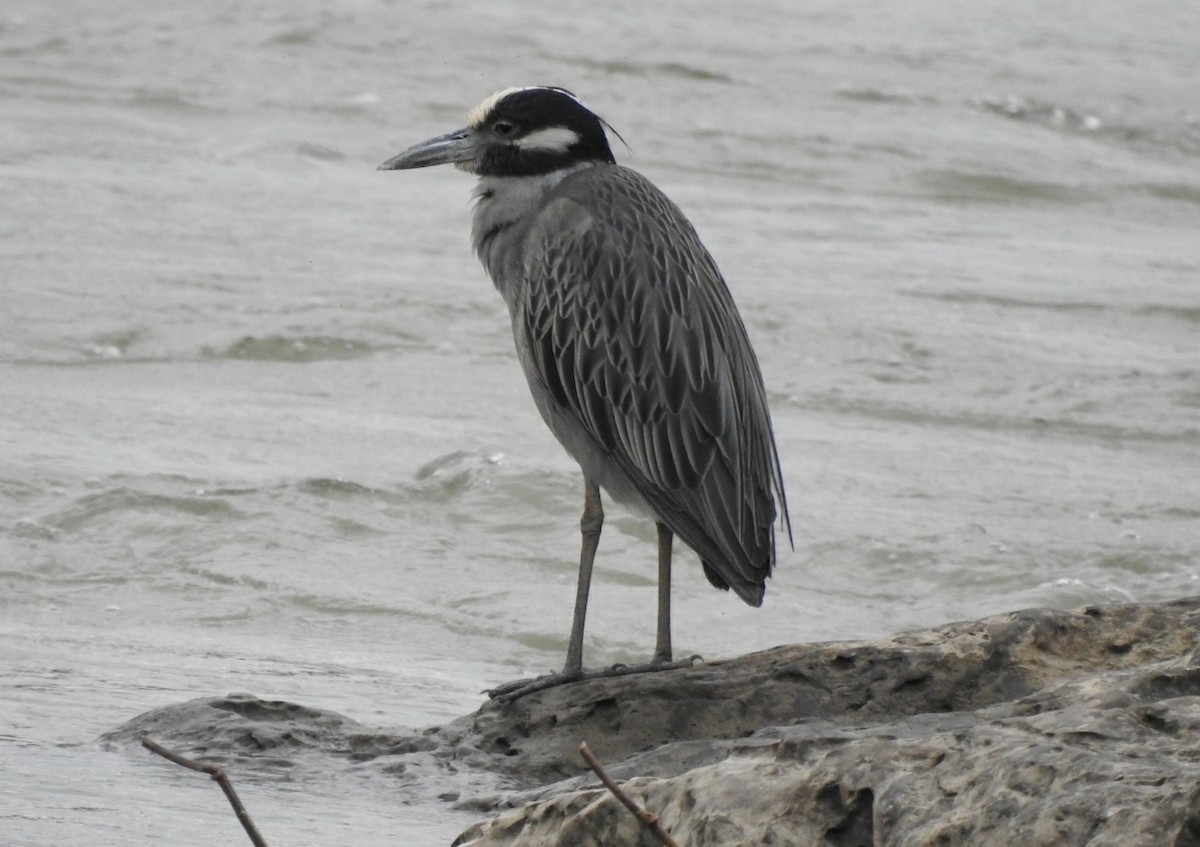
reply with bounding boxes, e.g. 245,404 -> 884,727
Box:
486,491 -> 700,704
565,480 -> 603,676
653,522 -> 673,664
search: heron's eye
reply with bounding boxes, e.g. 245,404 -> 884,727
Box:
493,120 -> 517,137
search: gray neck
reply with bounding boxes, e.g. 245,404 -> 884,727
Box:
471,163 -> 594,301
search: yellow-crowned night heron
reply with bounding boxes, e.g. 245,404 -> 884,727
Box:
379,86 -> 791,699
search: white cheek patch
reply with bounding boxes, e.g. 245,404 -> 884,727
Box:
516,126 -> 581,153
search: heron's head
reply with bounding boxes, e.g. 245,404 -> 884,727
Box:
378,86 -> 619,177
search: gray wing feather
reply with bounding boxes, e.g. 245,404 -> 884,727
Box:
520,166 -> 789,604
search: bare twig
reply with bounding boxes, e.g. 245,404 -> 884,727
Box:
141,736 -> 270,847
578,741 -> 681,847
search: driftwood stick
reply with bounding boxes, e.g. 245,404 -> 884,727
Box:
141,736 -> 270,847
578,741 -> 681,847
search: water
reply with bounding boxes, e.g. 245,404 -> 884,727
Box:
3,1 -> 1198,843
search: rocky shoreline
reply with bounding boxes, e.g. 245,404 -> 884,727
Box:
103,597 -> 1200,845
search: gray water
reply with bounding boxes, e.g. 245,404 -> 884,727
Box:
3,0 -> 1198,843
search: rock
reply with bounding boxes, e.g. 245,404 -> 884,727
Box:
100,692 -> 362,759
453,597 -> 1200,845
458,651 -> 1200,845
101,598 -> 1200,845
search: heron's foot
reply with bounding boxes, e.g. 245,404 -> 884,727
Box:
608,653 -> 704,677
486,654 -> 703,703
484,669 -> 583,702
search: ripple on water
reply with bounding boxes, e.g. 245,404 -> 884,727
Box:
37,485 -> 246,535
209,335 -> 382,362
413,450 -> 505,502
915,169 -> 1097,205
968,93 -> 1200,156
